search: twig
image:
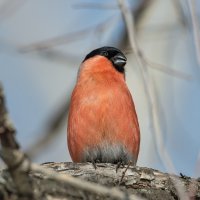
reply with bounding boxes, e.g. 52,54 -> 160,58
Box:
125,49 -> 192,81
117,0 -> 190,199
195,152 -> 200,177
72,2 -> 118,10
144,57 -> 193,81
18,29 -> 90,53
32,49 -> 80,64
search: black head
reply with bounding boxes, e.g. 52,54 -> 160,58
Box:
83,46 -> 127,73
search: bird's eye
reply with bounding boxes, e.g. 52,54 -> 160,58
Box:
101,51 -> 108,57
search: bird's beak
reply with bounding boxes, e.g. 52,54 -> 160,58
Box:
111,53 -> 127,68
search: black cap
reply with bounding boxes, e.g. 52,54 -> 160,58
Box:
83,46 -> 127,73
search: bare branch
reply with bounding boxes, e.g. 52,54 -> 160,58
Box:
125,49 -> 193,80
144,57 -> 193,81
0,85 -> 19,149
19,29 -> 90,53
72,2 -> 118,10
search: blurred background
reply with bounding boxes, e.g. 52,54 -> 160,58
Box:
0,0 -> 200,177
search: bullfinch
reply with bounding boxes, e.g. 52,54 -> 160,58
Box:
67,46 -> 140,168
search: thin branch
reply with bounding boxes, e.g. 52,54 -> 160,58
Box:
72,2 -> 118,10
0,85 -> 19,149
144,57 -> 193,81
19,29 -> 90,53
31,49 -> 80,65
195,151 -> 200,177
125,49 -> 193,80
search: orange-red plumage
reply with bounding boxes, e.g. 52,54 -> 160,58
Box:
67,47 -> 140,165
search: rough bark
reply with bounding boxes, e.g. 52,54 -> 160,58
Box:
0,162 -> 199,200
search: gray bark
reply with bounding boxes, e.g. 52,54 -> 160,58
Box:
0,162 -> 199,200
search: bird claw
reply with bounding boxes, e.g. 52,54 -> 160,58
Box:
118,160 -> 132,185
92,160 -> 97,169
91,159 -> 100,170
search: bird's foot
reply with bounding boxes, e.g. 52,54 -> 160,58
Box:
118,160 -> 132,185
91,159 -> 100,170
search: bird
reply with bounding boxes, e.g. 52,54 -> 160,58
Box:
67,46 -> 140,168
